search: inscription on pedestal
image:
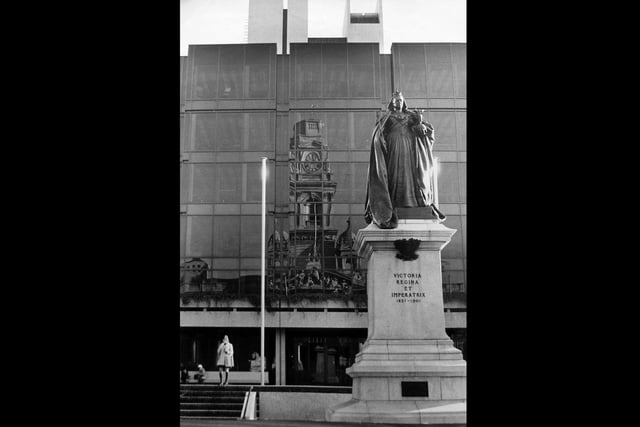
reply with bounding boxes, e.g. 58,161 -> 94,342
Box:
390,272 -> 426,303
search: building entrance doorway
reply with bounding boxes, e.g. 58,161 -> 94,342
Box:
285,329 -> 366,386
180,327 -> 275,375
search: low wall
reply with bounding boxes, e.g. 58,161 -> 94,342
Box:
186,370 -> 269,384
259,391 -> 352,421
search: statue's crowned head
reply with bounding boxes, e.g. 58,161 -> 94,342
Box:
388,89 -> 407,112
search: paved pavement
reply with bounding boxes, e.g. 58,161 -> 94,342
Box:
180,419 -> 464,427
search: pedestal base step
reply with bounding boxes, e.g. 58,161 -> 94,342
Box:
326,398 -> 466,425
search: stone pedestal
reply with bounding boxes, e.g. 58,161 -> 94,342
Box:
326,220 -> 466,424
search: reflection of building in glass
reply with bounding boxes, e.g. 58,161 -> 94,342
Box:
266,119 -> 366,297
290,119 -> 335,230
335,218 -> 357,274
179,2 -> 466,386
181,258 -> 209,292
289,118 -> 336,262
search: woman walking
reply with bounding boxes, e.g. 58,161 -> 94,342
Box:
216,335 -> 234,386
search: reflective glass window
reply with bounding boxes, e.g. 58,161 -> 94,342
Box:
213,216 -> 240,257
394,44 -> 426,98
194,114 -> 216,151
348,45 -> 375,97
323,45 -> 348,97
180,216 -> 187,258
426,45 -> 453,98
246,45 -> 271,98
458,163 -> 466,204
241,216 -> 262,257
353,111 -> 375,150
353,163 -> 369,200
451,44 -> 466,98
331,163 -> 351,203
217,113 -> 243,150
325,112 -> 349,149
437,162 -> 460,204
192,164 -> 215,202
180,115 -> 186,153
294,45 -> 322,98
180,56 -> 188,103
429,111 -> 457,150
455,111 -> 466,151
193,46 -> 219,99
188,216 -> 213,257
180,164 -> 190,203
218,46 -> 244,98
247,112 -> 275,151
215,163 -> 242,203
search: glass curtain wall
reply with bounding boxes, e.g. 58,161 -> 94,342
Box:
180,44 -> 277,297
179,42 -> 467,359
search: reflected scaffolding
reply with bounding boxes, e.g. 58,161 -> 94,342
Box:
267,118 -> 366,298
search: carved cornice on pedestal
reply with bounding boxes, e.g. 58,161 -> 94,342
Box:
356,220 -> 456,261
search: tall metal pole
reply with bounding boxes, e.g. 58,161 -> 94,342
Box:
260,157 -> 267,385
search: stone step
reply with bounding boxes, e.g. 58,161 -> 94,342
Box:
181,401 -> 255,408
179,409 -> 242,417
179,400 -> 259,408
180,384 -> 252,391
180,390 -> 246,397
180,387 -> 247,392
180,390 -> 248,397
180,403 -> 244,410
180,385 -> 249,391
180,395 -> 245,402
180,401 -> 245,408
180,393 -> 259,398
180,416 -> 238,420
180,396 -> 245,403
180,400 -> 246,405
179,384 -> 259,419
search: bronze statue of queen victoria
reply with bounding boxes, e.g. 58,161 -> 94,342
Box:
364,90 -> 446,229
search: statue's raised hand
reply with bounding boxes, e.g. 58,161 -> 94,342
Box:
422,122 -> 434,139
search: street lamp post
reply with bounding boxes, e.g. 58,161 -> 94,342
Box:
260,157 -> 267,385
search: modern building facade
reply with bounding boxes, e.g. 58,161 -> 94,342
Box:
180,0 -> 466,386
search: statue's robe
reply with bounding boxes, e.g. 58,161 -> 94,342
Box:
364,109 -> 444,229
